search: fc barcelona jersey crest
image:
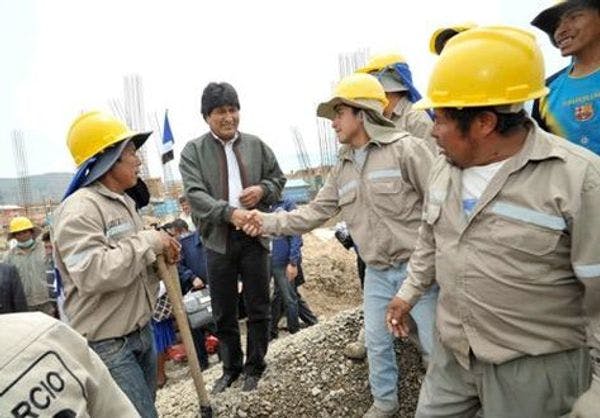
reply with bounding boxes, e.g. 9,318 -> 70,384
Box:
575,103 -> 594,122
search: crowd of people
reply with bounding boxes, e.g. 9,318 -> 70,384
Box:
1,1 -> 599,417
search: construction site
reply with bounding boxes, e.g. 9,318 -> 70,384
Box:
0,49 -> 367,246
154,231 -> 426,417
2,1 -> 599,417
0,38 -> 438,416
0,48 -> 430,417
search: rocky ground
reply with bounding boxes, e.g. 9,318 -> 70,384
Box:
156,230 -> 425,417
297,232 -> 364,317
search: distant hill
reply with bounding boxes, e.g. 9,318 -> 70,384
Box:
0,172 -> 73,205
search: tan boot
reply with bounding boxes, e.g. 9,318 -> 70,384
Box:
363,402 -> 399,418
344,327 -> 366,360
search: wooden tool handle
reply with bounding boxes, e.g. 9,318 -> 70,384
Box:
156,255 -> 210,407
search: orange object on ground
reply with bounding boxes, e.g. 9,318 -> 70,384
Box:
167,343 -> 187,362
205,334 -> 219,355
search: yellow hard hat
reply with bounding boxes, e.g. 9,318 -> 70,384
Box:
414,26 -> 549,110
334,73 -> 389,105
67,111 -> 144,167
316,73 -> 394,127
356,53 -> 406,74
9,216 -> 35,234
429,23 -> 477,55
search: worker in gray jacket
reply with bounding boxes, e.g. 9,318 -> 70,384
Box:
342,53 -> 436,361
242,73 -> 438,418
4,217 -> 53,315
387,26 -> 599,417
53,111 -> 180,418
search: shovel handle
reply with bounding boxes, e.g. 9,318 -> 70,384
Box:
156,255 -> 211,408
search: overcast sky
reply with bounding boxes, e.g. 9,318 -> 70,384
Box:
0,0 -> 568,180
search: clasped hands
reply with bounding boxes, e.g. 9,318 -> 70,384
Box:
231,208 -> 266,236
229,185 -> 269,236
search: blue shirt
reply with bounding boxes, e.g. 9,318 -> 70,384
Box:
536,65 -> 600,154
177,231 -> 208,294
270,199 -> 303,267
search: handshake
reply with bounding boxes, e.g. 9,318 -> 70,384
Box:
230,209 -> 266,237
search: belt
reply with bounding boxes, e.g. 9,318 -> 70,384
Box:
127,322 -> 150,337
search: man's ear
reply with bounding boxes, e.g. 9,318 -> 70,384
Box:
475,111 -> 498,137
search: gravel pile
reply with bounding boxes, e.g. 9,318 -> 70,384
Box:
301,233 -> 359,299
156,308 -> 425,417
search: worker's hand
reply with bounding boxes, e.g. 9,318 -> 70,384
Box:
386,296 -> 412,338
159,231 -> 181,264
239,185 -> 264,209
231,208 -> 251,229
286,264 -> 298,282
242,210 -> 264,236
192,277 -> 205,289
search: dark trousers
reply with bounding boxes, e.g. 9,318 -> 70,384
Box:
191,326 -> 209,369
270,265 -> 300,335
357,254 -> 366,290
270,273 -> 318,338
297,287 -> 318,325
205,231 -> 270,377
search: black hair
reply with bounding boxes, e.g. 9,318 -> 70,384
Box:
559,0 -> 600,25
125,178 -> 150,210
171,218 -> 189,231
570,0 -> 600,13
534,0 -> 600,42
201,82 -> 240,118
442,107 -> 530,136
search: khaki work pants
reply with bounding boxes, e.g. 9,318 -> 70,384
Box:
416,335 -> 591,418
569,349 -> 600,418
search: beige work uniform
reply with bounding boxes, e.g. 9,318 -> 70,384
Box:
0,312 -> 139,417
397,124 -> 600,416
262,129 -> 434,269
4,242 -> 51,311
390,96 -> 437,155
52,182 -> 163,342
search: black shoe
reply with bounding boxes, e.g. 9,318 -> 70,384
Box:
241,374 -> 261,392
300,320 -> 318,328
211,373 -> 240,394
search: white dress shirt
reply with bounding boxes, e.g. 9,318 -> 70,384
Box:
212,131 -> 243,208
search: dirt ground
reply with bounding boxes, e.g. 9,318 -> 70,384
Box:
156,228 -> 381,417
298,230 -> 363,318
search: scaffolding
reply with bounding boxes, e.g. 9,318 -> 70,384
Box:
291,126 -> 312,172
109,74 -> 151,179
11,130 -> 32,214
